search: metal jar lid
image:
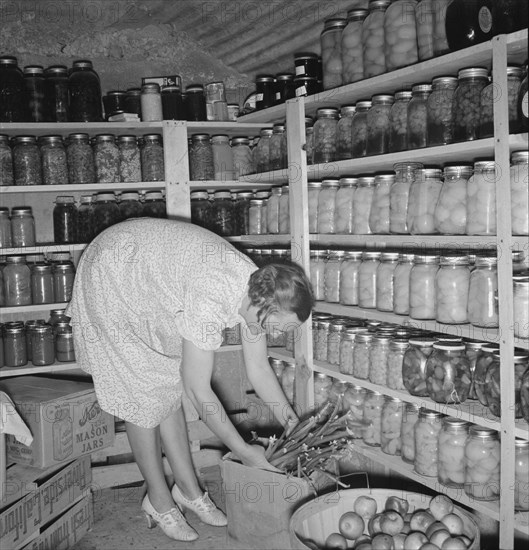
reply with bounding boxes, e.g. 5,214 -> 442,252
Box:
143,134 -> 162,142
276,73 -> 294,82
328,250 -> 345,260
439,255 -> 470,265
31,263 -> 52,273
394,90 -> 413,101
418,409 -> 443,420
118,135 -> 138,144
68,133 -> 90,141
444,165 -> 473,178
255,74 -> 275,83
0,56 -> 18,66
369,0 -> 391,9
464,341 -> 486,351
141,83 -> 160,93
23,65 -> 44,76
413,254 -> 439,264
308,181 -> 323,189
95,134 -> 116,142
371,94 -> 394,104
191,134 -> 210,142
346,8 -> 368,20
357,176 -> 376,187
362,251 -> 381,260
14,136 -> 37,145
231,137 -> 250,146
507,66 -> 523,77
145,191 -> 163,200
433,342 -> 466,351
355,332 -> 373,343
260,128 -> 274,137
481,343 -> 500,353
340,105 -> 356,116
515,439 -> 529,449
96,193 -> 116,202
55,195 -> 75,204
409,336 -> 436,347
442,417 -> 469,431
316,108 -> 339,119
322,178 -> 340,188
380,252 -> 400,262
214,191 -> 231,199
432,76 -> 458,88
272,124 -> 286,133
512,151 -> 529,164
294,52 -> 319,61
339,177 -> 358,186
121,192 -> 140,201
374,174 -> 395,184
107,90 -> 127,97
355,100 -> 372,110
343,250 -> 363,261
32,324 -> 53,334
4,324 -> 25,335
126,87 -> 142,95
458,67 -> 489,79
322,18 -> 348,31
473,160 -> 496,171
186,84 -> 204,93
72,60 -> 94,69
310,249 -> 327,259
390,338 -> 410,349
412,84 -> 432,94
211,134 -> 230,144
469,426 -> 498,440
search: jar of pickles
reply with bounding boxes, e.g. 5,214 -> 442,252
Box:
511,150 -> 529,236
375,252 -> 399,312
407,84 -> 431,150
515,439 -> 529,511
77,195 -> 93,243
339,250 -> 362,305
453,67 -> 489,142
310,250 -> 326,300
232,137 -> 254,179
415,0 -> 434,60
387,338 -> 409,390
366,95 -> 394,156
403,336 -> 435,396
336,106 -> 356,160
317,179 -> 339,234
314,373 -> 333,409
344,385 -> 367,438
31,263 -> 54,304
13,136 -> 42,186
384,0 -> 419,71
30,323 -> 55,366
308,181 -> 321,233
435,256 -> 470,324
40,135 -> 68,185
315,318 -> 332,362
381,396 -> 403,455
390,162 -> 422,234
427,76 -> 458,146
189,134 -> 214,181
324,251 -> 344,303
401,402 -> 420,463
389,91 -> 412,153
266,186 -> 281,234
3,255 -> 31,306
465,341 -> 485,400
514,277 -> 529,341
466,160 -> 497,236
313,108 -> 339,164
473,343 -> 500,407
117,136 -> 141,183
438,418 -> 469,488
392,252 -> 415,315
210,191 -> 233,236
464,426 -> 500,501
341,9 -> 368,84
353,332 -> 373,379
94,134 -> 119,183
434,165 -> 471,234
369,334 -> 391,385
409,255 -> 439,320
414,409 -> 443,477
362,0 -> 389,78
358,251 -> 381,309
369,174 -> 394,234
66,133 -> 95,184
351,101 -> 371,158
281,360 -> 296,404
363,390 -> 385,447
352,177 -> 375,234
141,134 -> 164,182
10,206 -> 36,247
468,255 -> 498,328
335,177 -> 356,234
320,18 -> 347,90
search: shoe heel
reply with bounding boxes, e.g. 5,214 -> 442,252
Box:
145,512 -> 156,529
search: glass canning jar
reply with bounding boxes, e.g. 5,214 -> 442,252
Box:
314,373 -> 333,410
339,327 -> 366,375
0,56 -> 27,122
407,84 -> 431,150
248,199 -> 264,235
31,263 -> 54,304
161,85 -> 184,120
305,118 -> 314,165
473,343 -> 500,407
351,101 -> 371,158
522,367 -> 529,423
294,52 -> 320,79
313,108 -> 339,164
232,137 -> 254,179
30,323 -> 55,366
453,67 -> 489,142
384,0 -> 419,71
324,250 -> 344,303
427,76 -> 458,146
68,60 -> 103,122
464,426 -> 501,501
119,191 -> 143,221
24,65 -> 47,122
335,177 -> 356,234
315,318 -> 332,362
294,76 -> 319,99
403,336 -> 436,396
390,162 -> 423,234
3,323 -> 28,367
479,66 -> 522,138
432,0 -> 451,55
10,206 -> 36,247
434,165 -> 472,234
141,134 -> 164,182
366,95 -> 394,156
344,385 -> 367,438
339,250 -> 362,305
278,185 -> 290,234
266,186 -> 281,234
414,409 -> 443,477
465,340 -> 485,399
515,439 -> 529,511
310,250 -> 327,301
270,357 -> 284,381
234,191 -> 252,236
281,361 -> 296,404
274,73 -> 295,105
140,83 -> 162,122
362,0 -> 390,78
308,181 -> 322,233
40,135 -> 68,185
435,255 -> 470,324
511,150 -> 529,235
66,133 -> 95,184
185,85 -> 207,121
381,396 -> 403,455
0,134 -> 13,186
466,160 -> 497,235
387,338 -> 409,390
211,135 -> 234,181
124,88 -> 142,118
389,91 -> 412,153
255,75 -> 276,110
94,134 -> 119,183
53,196 -> 78,244
77,195 -> 93,243
118,136 -> 141,183
317,179 -> 339,234
254,129 -> 273,173
519,63 -> 528,133
341,9 -> 368,84
269,124 -> 287,171
0,207 -> 12,247
142,191 -> 166,218
353,332 -> 373,380
326,319 -> 348,366
415,0 -> 435,61
25,319 -> 45,361
320,18 -> 347,90
209,191 -> 233,236
363,390 -> 384,447
4,255 -> 31,306
189,134 -> 214,181
56,326 -> 75,362
358,251 -> 381,309
438,418 -> 469,488
468,255 -> 498,328
409,254 -> 439,320
514,277 -> 529,340
336,105 -> 356,160
376,252 -> 399,312
401,402 -> 420,463
369,334 -> 391,385
93,192 -> 120,236
13,136 -> 42,186
369,174 -> 394,234
352,177 -> 375,234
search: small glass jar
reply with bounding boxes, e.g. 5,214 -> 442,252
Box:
468,255 -> 498,328
52,262 -> 76,302
511,150 -> 529,236
119,191 -> 143,221
254,128 -> 273,173
317,179 -> 339,234
118,136 -> 141,183
266,186 -> 281,234
403,336 -> 436,396
387,338 -> 409,390
141,134 -> 164,182
375,252 -> 399,312
48,308 -> 71,328
415,0 -> 434,60
281,360 -> 296,404
31,263 -> 54,304
314,373 -> 333,409
124,88 -> 142,118
329,379 -> 350,411
13,135 -> 42,186
435,256 -> 470,324
274,73 -> 295,105
434,165 -> 472,235
94,134 -> 119,183
0,207 -> 12,247
313,108 -> 339,164
10,206 -> 36,247
53,196 -> 78,244
407,84 -> 431,150
68,60 -> 103,122
409,255 -> 439,320
66,133 -> 95,184
248,199 -> 264,235
310,250 -> 327,301
453,67 -> 489,142
269,124 -> 287,171
294,76 -> 319,98
381,396 -> 403,455
389,91 -> 412,153
3,323 -> 28,367
344,385 -> 367,438
401,402 -> 420,463
30,323 -> 55,366
438,418 -> 469,488
464,426 -> 501,501
369,335 -> 391,385
4,255 -> 31,306
320,18 -> 347,90
255,75 -> 276,110
278,185 -> 290,234
390,162 -> 423,234
0,56 -> 26,122
466,160 -> 497,236
339,250 -> 362,305
352,177 -> 376,235
232,137 -> 254,179
384,0 -> 419,71
351,101 -> 371,158
363,390 -> 385,447
335,177 -> 356,234
0,134 -> 14,186
336,106 -> 356,161
514,277 -> 529,340
358,251 -> 381,309
341,9 -> 368,84
369,174 -> 394,235
93,192 -> 120,236
140,83 -> 163,122
315,318 -> 332,362
366,95 -> 394,156
362,0 -> 390,78
77,195 -> 94,243
473,344 -> 500,407
324,251 -> 344,303
407,167 -> 443,235
189,134 -> 214,181
515,439 -> 529,511
294,52 -> 320,79
142,191 -> 166,219
414,409 -> 443,477
427,76 -> 458,147
40,135 -> 68,185
353,332 -> 373,380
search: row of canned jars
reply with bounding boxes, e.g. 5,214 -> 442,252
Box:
310,248 -> 529,338
306,156 -> 529,236
0,133 -> 165,186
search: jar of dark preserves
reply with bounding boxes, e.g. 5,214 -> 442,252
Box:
255,75 -> 276,110
124,88 -> 142,117
274,74 -> 295,105
185,85 -> 207,121
0,134 -> 14,186
141,134 -> 164,182
294,76 -> 319,97
445,0 -> 494,52
31,263 -> 54,304
142,191 -> 166,218
52,262 -> 76,302
93,192 -> 120,236
0,56 -> 27,122
77,195 -> 94,243
13,136 -> 42,186
103,90 -> 127,119
66,133 -> 96,184
294,53 -> 320,79
190,191 -> 211,229
23,65 -> 48,122
53,196 -> 78,244
211,190 -> 234,236
162,86 -> 185,120
119,191 -> 143,220
68,60 -> 103,122
44,65 -> 69,122
40,135 -> 68,185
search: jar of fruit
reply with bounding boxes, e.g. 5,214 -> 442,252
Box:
310,249 -> 327,301
358,251 -> 381,309
387,338 -> 409,390
341,9 -> 368,84
465,340 -> 486,400
266,186 -> 281,234
329,379 -> 349,412
369,334 -> 391,385
468,255 -> 498,328
435,255 -> 470,324
308,181 -> 322,233
336,106 -> 356,161
381,396 -> 403,456
324,250 -> 344,303
254,128 -> 273,173
314,372 -> 333,410
351,101 -> 371,158
369,173 -> 394,234
515,439 -> 529,511
376,252 -> 399,312
453,67 -> 489,142
362,0 -> 390,78
521,367 -> 529,423
340,250 -> 363,305
514,276 -> 529,341
352,176 -> 376,235
406,167 -> 443,235
384,0 -> 419,71
320,18 -> 347,90
407,84 -> 431,150
315,318 -> 332,362
340,327 -> 367,375
335,177 -> 357,234
414,409 -> 443,477
393,252 -> 415,315
389,91 -> 412,153
409,254 -> 439,320
317,178 -> 340,234
313,108 -> 340,164
464,426 -> 500,501
427,76 -> 458,147
403,336 -> 436,396
363,390 -> 385,447
438,417 -> 469,488
366,94 -> 394,156
344,385 -> 367,439
434,165 -> 472,235
278,185 -> 290,234
466,160 -> 497,236
353,332 -> 373,380
401,402 -> 420,463
472,343 -> 500,407
510,150 -> 529,236
432,0 -> 451,55
415,0 -> 434,61
390,162 -> 423,234
327,319 -> 348,366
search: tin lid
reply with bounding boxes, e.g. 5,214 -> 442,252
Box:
23,65 -> 44,76
6,255 -> 27,264
96,193 -> 116,201
121,191 -> 140,201
10,206 -> 33,215
214,191 -> 231,199
142,82 -> 160,93
413,254 -> 439,264
48,252 -> 71,262
186,84 -> 204,92
95,134 -> 116,142
118,135 -> 137,144
107,90 -> 127,97
68,133 -> 90,141
322,18 -> 348,31
369,0 -> 391,8
328,250 -> 345,260
339,177 -> 358,186
473,160 -> 496,171
390,338 -> 410,349
343,327 -> 368,338
419,409 -> 443,419
4,324 -> 25,334
355,332 -> 373,343
329,320 -> 348,332
433,342 -> 465,351
347,8 -> 369,19
481,343 -> 500,353
355,100 -> 372,110
362,251 -> 381,260
464,341 -> 486,351
371,94 -> 394,104
310,249 -> 327,259
32,323 -> 53,334
322,178 -> 340,188
469,426 -> 498,439
507,65 -> 523,77
274,73 -> 294,83
256,74 -> 275,83
343,251 -> 363,260
14,136 -> 37,144
411,84 -> 432,93
357,176 -> 376,187
458,67 -> 489,79
260,128 -> 274,137
512,150 -> 529,163
211,134 -> 230,143
254,191 -> 270,199
294,52 -> 319,61
373,334 -> 392,343
440,255 -> 469,265
56,196 -> 75,204
0,56 -> 18,65
191,134 -> 210,142
316,108 -> 339,119
442,417 -> 469,430
231,137 -> 250,146
394,90 -> 413,100
308,181 -> 323,188
31,263 -> 52,273
432,76 -> 458,88
281,185 -> 289,194
271,186 -> 282,195
474,255 -> 497,267
143,134 -> 162,142
305,117 -> 314,127
374,174 -> 395,184
72,60 -> 94,69
405,402 -> 420,411
420,168 -> 443,179
444,165 -> 473,178
126,87 -> 142,95
340,105 -> 356,116
409,336 -> 436,347
273,124 -> 286,133
380,252 -> 400,262
145,191 -> 163,200
515,439 -> 529,448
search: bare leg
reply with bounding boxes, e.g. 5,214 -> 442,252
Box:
160,405 -> 203,499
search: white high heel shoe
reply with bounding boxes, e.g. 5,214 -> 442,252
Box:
171,484 -> 228,527
141,494 -> 199,541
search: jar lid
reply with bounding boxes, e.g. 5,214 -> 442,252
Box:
385,395 -> 403,403
0,207 -> 9,215
373,334 -> 392,343
440,255 -> 469,265
512,150 -> 529,163
316,319 -> 332,329
316,108 -> 339,118
433,342 -> 465,351
56,196 -> 75,204
121,192 -> 140,201
283,360 -> 296,369
23,65 -> 44,75
369,0 -> 391,8
409,336 -> 436,346
305,117 -> 314,127
231,137 -> 250,146
107,90 -> 127,97
322,178 -> 340,188
254,191 -> 270,199
362,251 -> 381,260
419,168 -> 443,179
347,8 -> 368,19
414,255 -> 439,264
322,18 -> 348,31
186,84 -> 204,92
260,128 -> 274,137
390,338 -> 409,349
411,84 -> 432,93
53,262 -> 75,271
236,191 -> 253,199
419,409 -> 443,419
464,341 -> 486,350
507,66 -> 523,77
343,327 -> 368,337
344,251 -> 363,260
48,252 -> 71,262
328,250 -> 345,260
355,332 -> 373,343
371,94 -> 394,104
6,255 -> 27,263
276,73 -> 294,81
72,60 -> 94,68
308,181 -> 323,188
380,252 -> 399,261
271,186 -> 282,195
469,426 -> 498,439
126,87 -> 142,95
443,165 -> 473,178
142,82 -> 160,93
394,90 -> 413,100
211,134 -> 230,143
329,321 -> 348,332
442,417 -> 469,429
145,191 -> 163,200
474,255 -> 497,266
481,343 -> 500,352
256,74 -> 275,83
394,161 -> 424,172
273,124 -> 286,133
31,263 -> 52,272
294,76 -> 318,83
32,323 -> 53,333
473,160 -> 496,171
118,135 -> 137,144
143,134 -> 162,142
294,52 -> 319,61
14,136 -> 37,144
374,174 -> 395,184
96,193 -> 116,201
357,176 -> 375,187
339,177 -> 358,186
95,134 -> 116,142
11,206 -> 32,215
405,402 -> 420,411
310,250 -> 327,259
340,105 -> 356,116
355,100 -> 372,110
214,191 -> 231,199
458,67 -> 489,79
190,191 -> 209,201
0,56 -> 18,65
515,439 -> 529,448
68,133 -> 90,141
432,76 -> 458,87
4,325 -> 25,334
281,185 -> 289,193
191,134 -> 210,142
513,352 -> 529,362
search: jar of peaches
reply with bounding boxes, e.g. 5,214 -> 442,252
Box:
435,255 -> 470,324
310,249 -> 327,301
353,332 -> 373,380
324,250 -> 344,303
314,372 -> 333,410
464,426 -> 501,501
369,173 -> 394,234
308,181 -> 322,233
515,439 -> 529,511
392,252 -> 415,315
406,167 -> 443,235
434,165 -> 472,235
344,385 -> 367,439
363,390 -> 385,447
387,338 -> 409,390
409,254 -> 439,320
317,179 -> 340,234
468,255 -> 498,328
358,251 -> 381,309
340,250 -> 362,305
339,327 -> 367,375
327,319 -> 348,366
401,402 -> 420,463
390,162 -> 423,234
438,417 -> 469,488
414,409 -> 443,477
381,396 -> 403,456
352,176 -> 376,235
335,177 -> 357,234
369,334 -> 391,385
376,252 -> 399,312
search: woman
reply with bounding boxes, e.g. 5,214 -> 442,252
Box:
66,218 -> 314,542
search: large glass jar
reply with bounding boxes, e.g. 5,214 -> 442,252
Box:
77,195 -> 94,243
307,181 -> 321,233
53,196 -> 78,244
232,137 -> 254,179
358,251 -> 381,309
0,134 -> 13,186
514,277 -> 529,341
317,179 -> 339,234
66,133 -> 95,184
339,250 -> 362,305
435,256 -> 470,324
0,207 -> 12,247
44,65 -> 69,122
352,177 -> 375,235
141,134 -> 164,182
511,150 -> 529,235
381,396 -> 403,455
387,339 -> 409,390
13,136 -> 41,186
426,76 -> 458,147
210,191 -> 233,236
327,320 -> 348,366
388,91 -> 412,153
369,335 -> 391,385
354,332 -> 373,380
336,106 -> 355,161
453,67 -> 489,142
366,95 -> 394,156
425,342 -> 471,403
414,409 -> 443,477
248,199 -> 264,235
473,343 -> 500,407
189,134 -> 214,181
434,165 -> 471,234
363,390 -> 385,447
68,60 -> 103,122
362,0 -> 390,78
334,177 -> 356,234
401,402 -> 420,463
4,255 -> 31,306
310,250 -> 327,300
466,160 -> 497,235
390,162 -> 422,234
142,191 -> 166,219
118,136 -> 141,183
415,0 -> 434,61
93,192 -> 120,236
384,0 -> 419,71
313,108 -> 339,164
10,206 -> 36,247
438,418 -> 469,488
409,255 -> 439,319
23,65 -> 47,122
119,191 -> 143,221
40,135 -> 68,185
320,18 -> 347,90
344,385 -> 367,438
465,340 -> 485,399
254,129 -> 273,173
368,174 -> 394,234
468,255 -> 498,328
340,327 -> 366,375
403,336 -> 436,396
94,134 -> 119,183
407,167 -> 443,235
341,9 -> 368,84
515,439 -> 529,511
314,373 -> 333,410
233,191 -> 252,236
407,84 -> 431,150
0,56 -> 27,122
266,186 -> 281,234
269,124 -> 287,171
278,185 -> 290,234
3,323 -> 28,367
211,134 -> 234,180
351,101 -> 371,158
315,318 -> 332,362
376,252 -> 399,312
432,0 -> 451,55
464,426 -> 500,501
324,251 -> 344,303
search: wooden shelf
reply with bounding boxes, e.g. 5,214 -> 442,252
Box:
0,362 -> 81,378
0,121 -> 163,137
189,180 -> 274,190
0,182 -> 165,194
1,301 -> 68,315
239,169 -> 289,185
186,121 -> 271,137
226,235 -> 291,246
0,243 -> 87,256
268,348 -> 294,361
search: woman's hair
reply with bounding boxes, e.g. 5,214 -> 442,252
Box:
248,262 -> 314,325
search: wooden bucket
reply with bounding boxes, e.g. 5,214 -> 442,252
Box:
289,488 -> 480,550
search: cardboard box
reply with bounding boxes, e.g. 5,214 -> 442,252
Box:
0,456 -> 92,550
21,494 -> 94,550
2,377 -> 115,469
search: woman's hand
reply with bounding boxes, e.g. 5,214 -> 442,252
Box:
237,443 -> 282,472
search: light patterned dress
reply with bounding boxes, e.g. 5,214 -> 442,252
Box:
66,219 -> 256,428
